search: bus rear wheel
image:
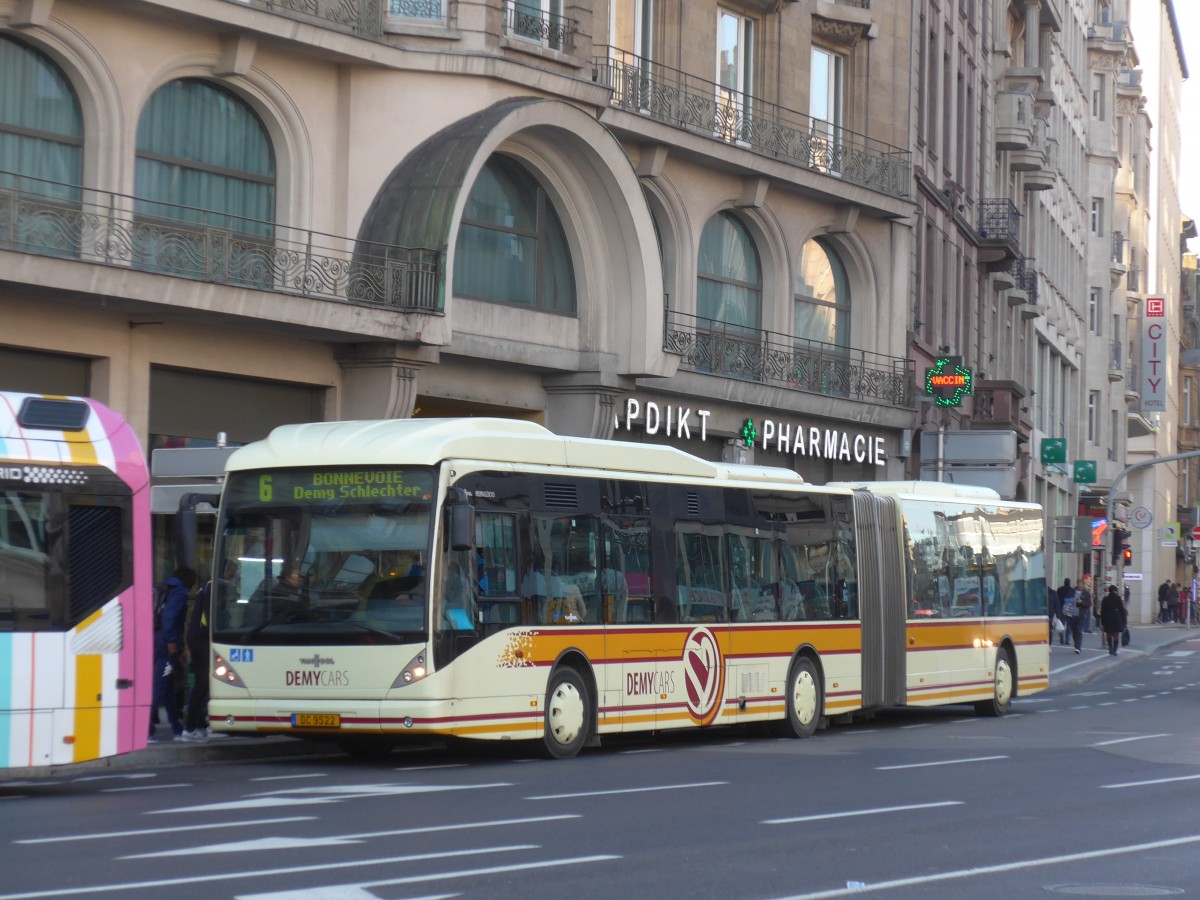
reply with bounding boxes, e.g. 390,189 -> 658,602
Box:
543,667 -> 589,759
974,647 -> 1013,717
775,656 -> 822,739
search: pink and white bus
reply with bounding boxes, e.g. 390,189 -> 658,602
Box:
0,392 -> 152,768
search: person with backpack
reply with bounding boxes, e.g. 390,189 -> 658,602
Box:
180,579 -> 213,742
1056,578 -> 1075,648
1074,576 -> 1093,648
150,566 -> 195,742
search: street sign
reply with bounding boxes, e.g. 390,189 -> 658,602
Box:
1073,460 -> 1097,483
1162,522 -> 1180,547
1191,525 -> 1200,541
1130,506 -> 1153,529
1040,438 -> 1066,465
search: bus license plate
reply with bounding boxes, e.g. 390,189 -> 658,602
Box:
292,713 -> 340,728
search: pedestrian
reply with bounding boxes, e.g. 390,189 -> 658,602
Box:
1047,585 -> 1059,643
1077,575 -> 1094,634
180,579 -> 212,742
1167,581 -> 1181,625
1057,578 -> 1076,648
1099,584 -> 1127,656
150,566 -> 195,742
1158,579 -> 1171,623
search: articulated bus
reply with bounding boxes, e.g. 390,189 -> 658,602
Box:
0,392 -> 152,768
201,418 -> 1049,758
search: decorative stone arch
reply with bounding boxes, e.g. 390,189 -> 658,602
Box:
129,54 -> 310,231
0,21 -> 123,192
690,200 -> 788,334
639,174 -> 690,324
355,97 -> 668,378
808,228 -> 879,353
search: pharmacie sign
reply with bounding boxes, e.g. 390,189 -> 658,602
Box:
612,398 -> 887,467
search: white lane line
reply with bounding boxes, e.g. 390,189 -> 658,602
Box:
900,724 -> 933,730
1101,773 -> 1200,789
0,845 -> 541,899
769,833 -> 1200,899
393,764 -> 467,771
250,774 -> 329,782
15,817 -> 316,845
620,748 -> 667,754
1091,733 -> 1171,747
101,783 -> 191,793
237,855 -> 620,900
876,756 -> 1007,771
527,781 -> 726,800
71,774 -> 155,783
764,801 -> 963,825
125,836 -> 364,858
156,781 -> 512,814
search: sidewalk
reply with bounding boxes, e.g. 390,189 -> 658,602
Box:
1048,621 -> 1196,688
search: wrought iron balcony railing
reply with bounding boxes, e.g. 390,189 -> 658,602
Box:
594,49 -> 911,201
977,198 -> 1021,243
1015,257 -> 1037,305
664,308 -> 914,406
503,2 -> 577,54
0,173 -> 442,312
1109,340 -> 1123,371
1111,231 -> 1126,265
224,0 -> 388,40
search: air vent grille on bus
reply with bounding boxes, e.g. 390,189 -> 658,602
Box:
543,482 -> 578,509
687,493 -> 700,517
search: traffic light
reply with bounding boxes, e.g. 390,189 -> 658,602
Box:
1112,527 -> 1131,565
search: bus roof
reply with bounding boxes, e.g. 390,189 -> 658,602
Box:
828,480 -> 1005,501
226,417 -> 807,484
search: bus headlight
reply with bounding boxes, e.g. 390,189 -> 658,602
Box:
212,652 -> 246,687
391,650 -> 428,688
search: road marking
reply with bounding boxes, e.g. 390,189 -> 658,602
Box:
769,833 -> 1200,899
393,764 -> 467,771
620,748 -> 666,754
234,855 -> 620,899
876,756 -> 1007,771
236,889 -> 391,900
15,817 -> 316,845
0,845 -> 545,899
101,783 -> 191,793
71,774 -> 155,783
528,782 -> 726,800
1091,733 -> 1170,747
155,782 -> 512,814
763,801 -> 963,824
1167,650 -> 1195,656
250,774 -> 329,782
1101,773 -> 1200,789
900,724 -> 933,730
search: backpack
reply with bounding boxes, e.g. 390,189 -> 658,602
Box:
1061,592 -> 1077,617
153,583 -> 168,632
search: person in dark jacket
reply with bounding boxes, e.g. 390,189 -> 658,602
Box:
1099,584 -> 1127,656
150,566 -> 195,741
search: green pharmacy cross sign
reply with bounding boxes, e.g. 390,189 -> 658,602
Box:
925,357 -> 973,407
740,418 -> 758,449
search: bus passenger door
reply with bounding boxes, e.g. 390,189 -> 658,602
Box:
851,492 -> 906,710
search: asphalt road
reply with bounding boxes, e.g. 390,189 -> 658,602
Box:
1,626 -> 1197,900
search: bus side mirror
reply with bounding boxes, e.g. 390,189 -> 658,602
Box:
176,492 -> 221,571
447,489 -> 474,552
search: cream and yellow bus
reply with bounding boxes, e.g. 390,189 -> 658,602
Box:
199,417 -> 1049,759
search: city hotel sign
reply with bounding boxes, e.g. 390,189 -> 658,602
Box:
1141,296 -> 1166,413
612,398 -> 888,467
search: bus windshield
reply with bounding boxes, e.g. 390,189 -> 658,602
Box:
213,466 -> 437,646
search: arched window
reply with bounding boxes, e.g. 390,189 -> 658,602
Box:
794,238 -> 848,348
0,35 -> 82,200
454,154 -> 575,313
697,211 -> 761,331
135,79 -> 275,237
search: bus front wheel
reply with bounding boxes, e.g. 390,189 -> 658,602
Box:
543,667 -> 589,759
776,655 -> 822,739
974,647 -> 1013,717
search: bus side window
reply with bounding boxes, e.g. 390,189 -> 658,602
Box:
475,511 -> 520,631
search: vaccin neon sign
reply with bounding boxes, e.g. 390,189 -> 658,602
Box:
925,357 -> 973,407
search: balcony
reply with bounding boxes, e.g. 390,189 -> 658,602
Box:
1109,340 -> 1124,382
503,2 -> 578,55
0,174 -> 443,312
1111,231 -> 1127,274
663,309 -> 914,407
1010,117 -> 1047,172
995,91 -> 1035,151
977,198 -> 1022,267
223,0 -> 389,40
972,382 -> 1031,435
1024,137 -> 1056,191
1126,266 -> 1141,294
593,49 -> 911,201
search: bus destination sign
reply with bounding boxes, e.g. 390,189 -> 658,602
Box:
245,468 -> 434,503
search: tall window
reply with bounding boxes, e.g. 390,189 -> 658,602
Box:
0,35 -> 82,201
811,45 -> 845,169
1090,198 -> 1104,236
454,154 -> 576,313
1185,376 -> 1194,426
611,0 -> 652,59
135,79 -> 275,237
1091,72 -> 1106,120
794,238 -> 849,347
1088,391 -> 1100,444
697,211 -> 761,332
1088,287 -> 1102,334
510,0 -> 568,51
716,10 -> 753,142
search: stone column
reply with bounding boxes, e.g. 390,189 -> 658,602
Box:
334,342 -> 438,421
